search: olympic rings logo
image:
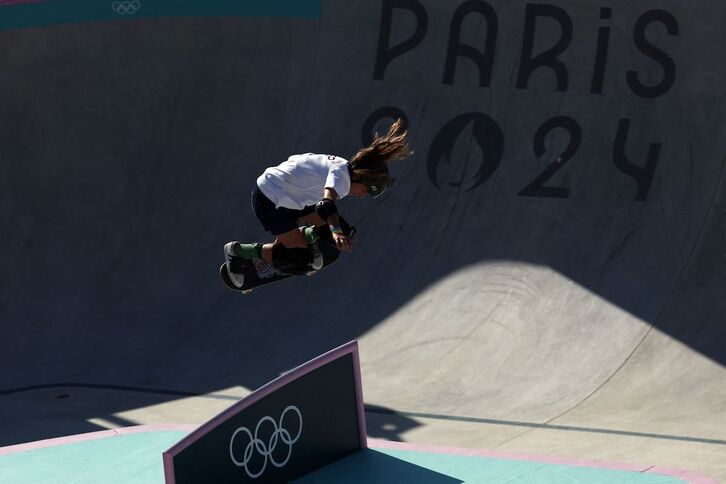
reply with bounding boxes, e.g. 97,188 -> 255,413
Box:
229,405 -> 303,479
111,1 -> 141,16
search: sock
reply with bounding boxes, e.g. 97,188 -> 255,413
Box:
233,242 -> 263,259
302,226 -> 319,244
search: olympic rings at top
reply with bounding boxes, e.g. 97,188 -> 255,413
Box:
112,1 -> 141,16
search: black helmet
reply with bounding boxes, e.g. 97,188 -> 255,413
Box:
360,175 -> 395,198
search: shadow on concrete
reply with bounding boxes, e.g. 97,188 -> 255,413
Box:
365,404 -> 423,442
294,448 -> 462,484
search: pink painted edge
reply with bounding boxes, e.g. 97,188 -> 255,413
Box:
367,440 -> 718,484
648,467 -> 720,484
163,340 -> 364,483
163,445 -> 175,484
352,342 -> 367,450
0,424 -> 196,457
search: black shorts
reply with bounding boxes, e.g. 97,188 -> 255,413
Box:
251,185 -> 315,236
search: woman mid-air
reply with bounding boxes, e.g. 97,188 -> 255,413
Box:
224,119 -> 413,287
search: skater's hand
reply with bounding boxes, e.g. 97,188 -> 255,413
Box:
333,232 -> 353,252
327,211 -> 352,252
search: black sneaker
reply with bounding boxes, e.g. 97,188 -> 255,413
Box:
223,242 -> 245,288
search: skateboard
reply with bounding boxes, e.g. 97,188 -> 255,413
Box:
220,222 -> 354,294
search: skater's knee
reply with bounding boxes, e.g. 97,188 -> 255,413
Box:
275,226 -> 309,249
272,244 -> 313,274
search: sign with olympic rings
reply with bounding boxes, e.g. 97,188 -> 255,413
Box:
163,341 -> 366,483
229,405 -> 303,479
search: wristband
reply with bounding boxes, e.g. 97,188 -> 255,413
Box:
331,225 -> 344,236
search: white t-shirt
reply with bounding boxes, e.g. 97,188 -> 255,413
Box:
257,153 -> 351,209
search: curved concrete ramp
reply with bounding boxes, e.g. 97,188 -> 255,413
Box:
0,0 -> 725,480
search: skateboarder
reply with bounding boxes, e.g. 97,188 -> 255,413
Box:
224,118 -> 412,288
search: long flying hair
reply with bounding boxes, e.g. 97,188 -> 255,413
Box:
349,118 -> 413,184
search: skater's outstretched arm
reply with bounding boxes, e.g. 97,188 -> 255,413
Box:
319,188 -> 353,252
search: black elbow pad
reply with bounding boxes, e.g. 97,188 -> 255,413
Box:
315,198 -> 338,220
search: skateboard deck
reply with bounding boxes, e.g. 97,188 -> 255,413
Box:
221,224 -> 350,293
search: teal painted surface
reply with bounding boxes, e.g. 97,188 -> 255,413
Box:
295,448 -> 688,484
0,431 -> 188,484
0,0 -> 320,31
0,435 -> 689,483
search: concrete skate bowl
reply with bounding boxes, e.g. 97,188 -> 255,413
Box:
0,0 -> 724,479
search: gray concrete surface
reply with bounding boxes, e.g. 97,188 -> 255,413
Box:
1,0 -> 725,480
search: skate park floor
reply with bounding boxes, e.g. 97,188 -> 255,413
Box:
0,426 -> 708,484
0,380 -> 723,482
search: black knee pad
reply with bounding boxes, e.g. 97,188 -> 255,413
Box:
272,244 -> 314,275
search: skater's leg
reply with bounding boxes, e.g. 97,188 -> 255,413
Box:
275,226 -> 309,249
261,243 -> 274,262
229,242 -> 263,259
232,226 -> 311,263
266,227 -> 309,263
235,187 -> 318,268
298,212 -> 326,227
256,228 -> 315,274
260,223 -> 317,262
